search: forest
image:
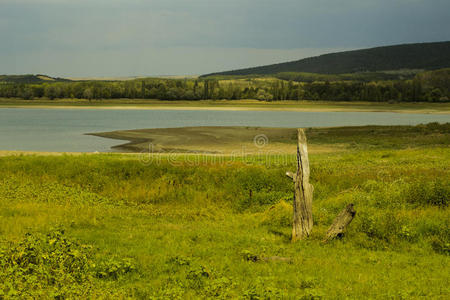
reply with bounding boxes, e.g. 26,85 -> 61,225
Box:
0,69 -> 449,102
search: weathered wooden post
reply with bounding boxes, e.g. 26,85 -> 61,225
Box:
286,129 -> 313,242
324,204 -> 356,242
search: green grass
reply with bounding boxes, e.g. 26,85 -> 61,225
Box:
307,122 -> 450,149
0,136 -> 449,298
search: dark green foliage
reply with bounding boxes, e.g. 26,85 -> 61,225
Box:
0,229 -> 92,298
275,71 -> 414,82
429,236 -> 450,255
241,250 -> 260,262
94,258 -> 136,280
241,280 -> 286,299
159,256 -> 236,298
0,74 -> 69,84
0,229 -> 136,298
405,179 -> 449,207
1,69 -> 449,102
306,123 -> 450,149
203,41 -> 450,76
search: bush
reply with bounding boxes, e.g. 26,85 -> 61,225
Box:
94,258 -> 136,280
405,179 -> 449,207
355,210 -> 410,247
163,256 -> 235,298
428,236 -> 450,255
0,229 -> 136,298
241,277 -> 286,299
260,200 -> 292,228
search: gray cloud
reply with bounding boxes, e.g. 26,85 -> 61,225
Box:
1,0 -> 449,76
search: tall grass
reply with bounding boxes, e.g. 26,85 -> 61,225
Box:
0,147 -> 449,298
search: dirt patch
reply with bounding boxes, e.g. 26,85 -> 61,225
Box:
88,126 -> 346,154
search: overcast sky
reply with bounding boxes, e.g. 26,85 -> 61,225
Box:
1,0 -> 449,77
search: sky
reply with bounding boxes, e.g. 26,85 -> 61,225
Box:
1,0 -> 449,77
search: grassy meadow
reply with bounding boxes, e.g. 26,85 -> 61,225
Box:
0,124 -> 449,298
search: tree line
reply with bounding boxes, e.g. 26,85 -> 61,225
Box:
0,71 -> 448,102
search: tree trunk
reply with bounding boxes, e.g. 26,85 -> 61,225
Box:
287,128 -> 313,242
324,204 -> 356,242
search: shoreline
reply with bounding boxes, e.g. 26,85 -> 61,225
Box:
0,99 -> 449,114
2,105 -> 449,114
2,123 -> 449,156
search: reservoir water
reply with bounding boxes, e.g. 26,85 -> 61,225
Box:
0,108 -> 448,152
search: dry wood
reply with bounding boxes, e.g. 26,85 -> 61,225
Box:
285,171 -> 296,181
324,204 -> 356,242
287,129 -> 314,242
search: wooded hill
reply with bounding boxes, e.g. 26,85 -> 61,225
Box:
202,41 -> 450,77
0,74 -> 69,84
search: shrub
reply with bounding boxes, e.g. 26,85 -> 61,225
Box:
0,229 -> 136,298
405,179 -> 449,207
164,256 -> 235,298
260,200 -> 292,228
355,210 -> 406,246
241,277 -> 285,299
428,236 -> 450,255
94,258 -> 136,280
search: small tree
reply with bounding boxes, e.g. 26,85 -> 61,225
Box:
83,88 -> 93,102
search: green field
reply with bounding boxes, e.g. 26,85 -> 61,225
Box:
0,125 -> 449,298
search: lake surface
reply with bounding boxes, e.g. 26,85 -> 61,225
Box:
0,108 -> 448,152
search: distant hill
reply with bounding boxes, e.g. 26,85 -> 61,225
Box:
0,74 -> 70,84
202,41 -> 450,77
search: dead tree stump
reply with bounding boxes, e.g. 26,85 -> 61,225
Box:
286,129 -> 314,242
324,204 -> 356,242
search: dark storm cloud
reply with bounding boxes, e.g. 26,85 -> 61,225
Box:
1,0 -> 449,76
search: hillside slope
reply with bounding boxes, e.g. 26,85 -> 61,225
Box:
0,74 -> 69,84
203,41 -> 450,77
